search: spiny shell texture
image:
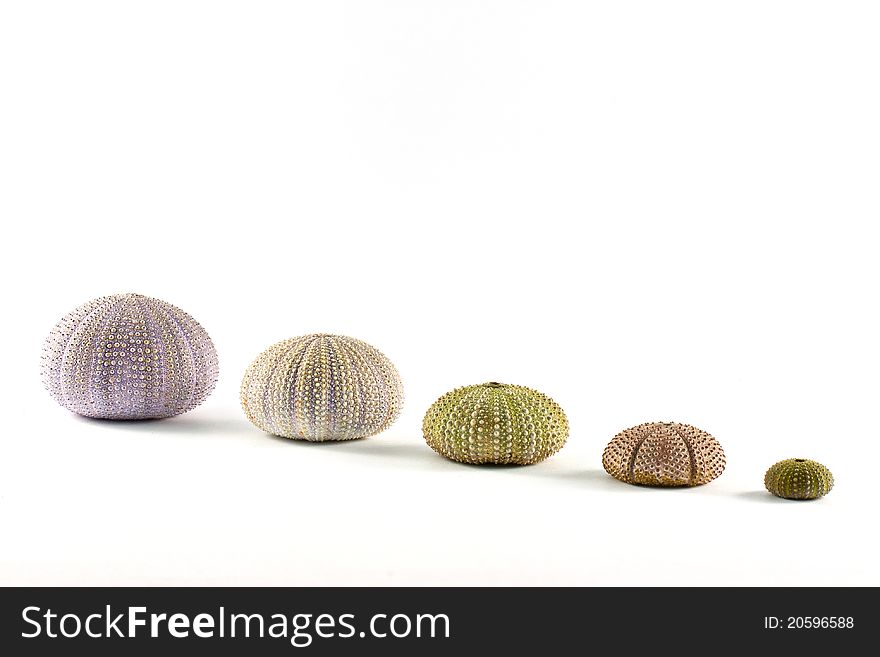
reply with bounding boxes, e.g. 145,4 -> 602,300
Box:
422,382 -> 568,465
764,458 -> 833,500
41,293 -> 218,419
240,334 -> 403,441
602,421 -> 726,487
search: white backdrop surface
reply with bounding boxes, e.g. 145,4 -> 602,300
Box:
1,1 -> 878,585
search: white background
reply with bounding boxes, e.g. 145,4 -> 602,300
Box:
1,1 -> 878,586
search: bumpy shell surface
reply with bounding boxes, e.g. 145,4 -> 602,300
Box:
240,334 -> 403,441
41,293 -> 218,419
764,458 -> 833,500
602,421 -> 726,487
422,382 -> 569,465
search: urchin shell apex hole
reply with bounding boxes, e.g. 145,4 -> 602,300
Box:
486,382 -> 503,388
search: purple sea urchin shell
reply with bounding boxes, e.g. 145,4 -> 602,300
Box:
41,293 -> 219,419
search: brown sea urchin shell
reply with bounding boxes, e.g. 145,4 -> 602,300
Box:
602,422 -> 726,487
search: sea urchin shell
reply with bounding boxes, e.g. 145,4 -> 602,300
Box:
602,421 -> 726,487
240,334 -> 403,441
422,382 -> 569,465
41,293 -> 219,419
764,458 -> 833,500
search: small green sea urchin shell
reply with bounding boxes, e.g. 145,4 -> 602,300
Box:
764,458 -> 833,500
422,382 -> 568,465
602,421 -> 726,487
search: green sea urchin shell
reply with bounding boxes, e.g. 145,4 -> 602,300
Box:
422,382 -> 568,465
764,458 -> 833,500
